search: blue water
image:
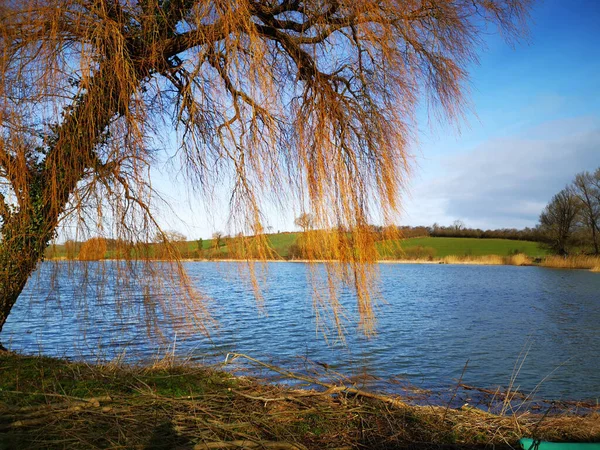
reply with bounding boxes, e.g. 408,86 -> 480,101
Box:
3,262 -> 599,404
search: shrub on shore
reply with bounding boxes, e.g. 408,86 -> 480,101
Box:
506,253 -> 532,266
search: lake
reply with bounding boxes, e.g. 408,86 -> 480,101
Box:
3,261 -> 599,408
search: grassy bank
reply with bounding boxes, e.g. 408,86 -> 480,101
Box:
44,233 -> 600,271
1,353 -> 598,449
387,253 -> 600,271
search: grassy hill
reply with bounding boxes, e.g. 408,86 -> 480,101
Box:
194,235 -> 547,260
389,236 -> 548,258
175,232 -> 300,259
47,233 -> 548,260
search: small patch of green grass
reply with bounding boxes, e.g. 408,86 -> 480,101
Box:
0,353 -> 237,408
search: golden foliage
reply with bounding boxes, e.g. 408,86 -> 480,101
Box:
506,253 -> 531,266
78,238 -> 108,261
0,0 -> 532,337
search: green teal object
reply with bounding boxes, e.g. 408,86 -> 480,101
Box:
520,438 -> 600,450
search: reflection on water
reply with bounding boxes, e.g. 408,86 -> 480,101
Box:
3,262 -> 600,403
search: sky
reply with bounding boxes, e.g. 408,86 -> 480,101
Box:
403,0 -> 600,230
154,0 -> 600,239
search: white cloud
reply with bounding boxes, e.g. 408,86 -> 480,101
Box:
403,117 -> 600,229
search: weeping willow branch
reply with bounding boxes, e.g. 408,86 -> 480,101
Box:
0,0 -> 531,342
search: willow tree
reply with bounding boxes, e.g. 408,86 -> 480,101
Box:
0,0 -> 530,346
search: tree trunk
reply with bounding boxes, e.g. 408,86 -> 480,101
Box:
0,210 -> 55,340
0,63 -> 140,346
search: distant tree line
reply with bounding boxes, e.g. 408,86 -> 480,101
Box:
365,222 -> 544,243
367,167 -> 600,258
428,222 -> 544,241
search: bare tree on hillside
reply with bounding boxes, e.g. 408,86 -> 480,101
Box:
294,213 -> 314,232
212,232 -> 224,249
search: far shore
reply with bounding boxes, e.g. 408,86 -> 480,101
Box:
46,255 -> 600,271
45,257 -> 490,264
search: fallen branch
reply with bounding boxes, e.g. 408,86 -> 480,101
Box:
0,395 -> 114,430
0,391 -> 112,405
194,440 -> 306,449
460,384 -> 526,400
225,353 -> 407,409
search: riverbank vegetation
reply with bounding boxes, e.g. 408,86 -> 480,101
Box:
47,235 -> 546,261
1,353 -> 598,449
43,234 -> 600,272
41,164 -> 600,272
541,255 -> 600,271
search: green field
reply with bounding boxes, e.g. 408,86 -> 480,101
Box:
265,232 -> 299,258
204,234 -> 547,259
178,232 -> 300,259
47,234 -> 548,260
390,237 -> 548,258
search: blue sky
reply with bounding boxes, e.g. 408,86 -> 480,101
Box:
403,0 -> 600,230
157,0 -> 600,239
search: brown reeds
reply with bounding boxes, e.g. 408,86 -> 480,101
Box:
507,253 -> 532,266
442,255 -> 505,265
430,253 -> 532,266
541,255 -> 600,271
1,353 -> 598,449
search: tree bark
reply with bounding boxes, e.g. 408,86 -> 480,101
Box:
0,208 -> 53,341
0,64 -> 139,342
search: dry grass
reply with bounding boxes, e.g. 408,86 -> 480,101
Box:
380,253 -> 533,267
506,253 -> 532,266
442,255 -> 505,265
541,255 -> 600,271
439,253 -> 536,267
1,353 -> 598,450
